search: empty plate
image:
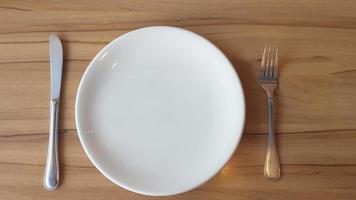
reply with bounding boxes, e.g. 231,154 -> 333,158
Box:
75,26 -> 245,196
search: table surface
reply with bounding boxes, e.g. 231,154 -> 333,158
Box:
1,0 -> 356,199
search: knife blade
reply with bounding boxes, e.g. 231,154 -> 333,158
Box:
49,34 -> 63,100
44,34 -> 63,190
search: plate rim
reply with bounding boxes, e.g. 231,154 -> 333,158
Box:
75,26 -> 246,196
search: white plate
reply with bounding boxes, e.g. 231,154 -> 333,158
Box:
75,26 -> 245,196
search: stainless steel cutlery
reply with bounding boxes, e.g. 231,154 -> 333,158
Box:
260,44 -> 280,181
44,34 -> 63,190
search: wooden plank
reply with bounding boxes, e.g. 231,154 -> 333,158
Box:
1,129 -> 356,168
0,160 -> 355,200
0,0 -> 356,34
1,130 -> 356,199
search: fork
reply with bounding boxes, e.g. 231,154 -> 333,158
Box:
260,44 -> 280,181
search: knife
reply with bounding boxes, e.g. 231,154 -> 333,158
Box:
44,34 -> 63,190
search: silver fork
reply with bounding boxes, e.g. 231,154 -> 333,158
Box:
260,44 -> 280,181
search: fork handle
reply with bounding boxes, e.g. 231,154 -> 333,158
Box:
264,95 -> 280,181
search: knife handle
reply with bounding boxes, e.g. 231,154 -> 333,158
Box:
44,100 -> 60,190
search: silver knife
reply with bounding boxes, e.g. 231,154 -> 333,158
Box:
44,34 -> 63,190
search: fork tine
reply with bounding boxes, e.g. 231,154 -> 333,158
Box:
269,44 -> 276,77
273,44 -> 279,77
267,44 -> 272,77
260,45 -> 267,77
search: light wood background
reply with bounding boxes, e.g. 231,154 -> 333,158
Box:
1,0 -> 356,199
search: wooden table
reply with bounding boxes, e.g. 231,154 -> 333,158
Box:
1,0 -> 356,199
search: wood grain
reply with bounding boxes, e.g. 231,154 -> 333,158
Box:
0,0 -> 356,199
